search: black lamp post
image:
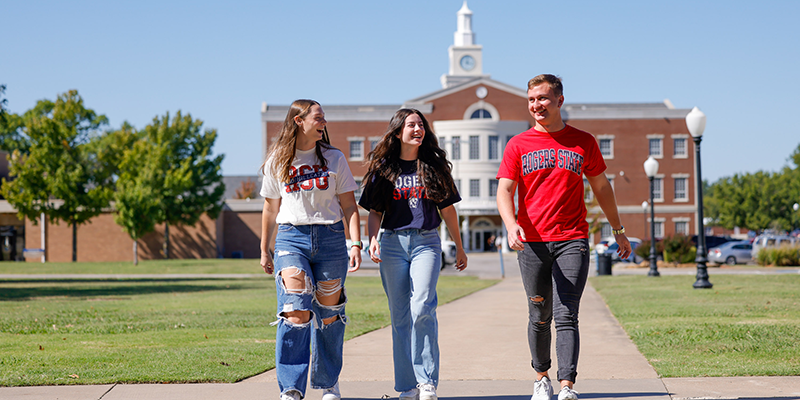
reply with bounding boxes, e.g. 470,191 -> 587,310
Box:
686,107 -> 712,289
643,156 -> 660,277
641,200 -> 649,241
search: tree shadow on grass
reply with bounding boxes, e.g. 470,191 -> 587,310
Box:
0,278 -> 269,301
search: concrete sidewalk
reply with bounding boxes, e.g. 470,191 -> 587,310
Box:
2,253 -> 799,399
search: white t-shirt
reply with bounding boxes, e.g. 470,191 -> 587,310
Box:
261,146 -> 358,225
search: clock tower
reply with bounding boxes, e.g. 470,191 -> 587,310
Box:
441,1 -> 487,88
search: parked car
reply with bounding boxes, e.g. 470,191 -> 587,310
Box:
596,237 -> 643,263
707,240 -> 752,265
441,240 -> 457,268
691,235 -> 735,250
750,233 -> 798,258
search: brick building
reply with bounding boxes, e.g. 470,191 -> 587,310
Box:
4,2 -> 701,261
260,2 -> 699,252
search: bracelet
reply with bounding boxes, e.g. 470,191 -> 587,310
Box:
612,226 -> 625,235
350,240 -> 362,249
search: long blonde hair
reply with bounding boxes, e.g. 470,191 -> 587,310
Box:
261,99 -> 332,184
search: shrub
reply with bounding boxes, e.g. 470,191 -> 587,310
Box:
756,245 -> 800,266
662,234 -> 695,264
636,239 -> 663,261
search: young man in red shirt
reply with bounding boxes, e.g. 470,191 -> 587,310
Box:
496,74 -> 631,400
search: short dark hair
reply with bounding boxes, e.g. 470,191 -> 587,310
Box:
527,74 -> 563,97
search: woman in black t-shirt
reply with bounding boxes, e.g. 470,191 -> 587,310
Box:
358,108 -> 467,400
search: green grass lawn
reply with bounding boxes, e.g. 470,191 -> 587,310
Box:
0,261 -> 498,386
590,274 -> 800,377
0,259 -> 260,275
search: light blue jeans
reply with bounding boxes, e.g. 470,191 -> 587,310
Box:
379,228 -> 442,392
273,221 -> 349,397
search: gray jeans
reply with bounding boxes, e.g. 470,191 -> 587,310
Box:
518,239 -> 589,383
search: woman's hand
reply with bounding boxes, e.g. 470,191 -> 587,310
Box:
348,246 -> 362,272
260,251 -> 274,274
368,236 -> 382,263
454,248 -> 468,271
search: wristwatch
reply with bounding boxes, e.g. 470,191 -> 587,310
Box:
350,241 -> 362,249
612,226 -> 625,235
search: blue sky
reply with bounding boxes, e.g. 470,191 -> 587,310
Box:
3,0 -> 798,182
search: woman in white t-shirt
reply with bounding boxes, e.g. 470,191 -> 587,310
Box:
260,99 -> 362,400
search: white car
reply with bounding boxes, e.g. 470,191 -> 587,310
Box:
441,240 -> 457,267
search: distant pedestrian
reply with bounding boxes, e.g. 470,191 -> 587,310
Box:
496,75 -> 631,400
359,108 -> 467,400
260,99 -> 362,400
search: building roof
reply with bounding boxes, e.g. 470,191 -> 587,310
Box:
262,104 -> 407,122
562,101 -> 692,120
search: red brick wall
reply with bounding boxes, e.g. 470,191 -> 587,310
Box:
220,210 -> 261,258
25,213 -> 218,262
427,86 -> 532,123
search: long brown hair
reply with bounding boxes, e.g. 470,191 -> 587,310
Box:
261,99 -> 332,183
362,108 -> 456,212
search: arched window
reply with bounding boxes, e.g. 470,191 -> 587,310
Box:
470,109 -> 492,119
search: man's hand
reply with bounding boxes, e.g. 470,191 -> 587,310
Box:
614,234 -> 632,260
506,223 -> 526,251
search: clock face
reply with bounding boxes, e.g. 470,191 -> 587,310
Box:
460,55 -> 476,71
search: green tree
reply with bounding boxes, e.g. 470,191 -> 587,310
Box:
707,148 -> 800,233
1,90 -> 110,261
112,123 -> 163,264
140,111 -> 225,258
0,85 -> 31,154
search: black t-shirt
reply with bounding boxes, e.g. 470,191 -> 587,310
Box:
358,160 -> 461,231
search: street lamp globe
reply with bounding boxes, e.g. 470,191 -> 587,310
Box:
643,156 -> 659,178
641,200 -> 649,210
687,106 -> 712,289
686,107 -> 706,138
794,203 -> 799,211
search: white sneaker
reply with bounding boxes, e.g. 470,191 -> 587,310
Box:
321,382 -> 341,400
558,386 -> 579,400
532,376 -> 553,400
399,387 -> 419,400
418,383 -> 437,400
280,390 -> 301,400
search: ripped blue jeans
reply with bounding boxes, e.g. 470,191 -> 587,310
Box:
273,221 -> 349,397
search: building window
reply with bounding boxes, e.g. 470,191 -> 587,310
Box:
488,136 -> 499,160
600,222 -> 612,238
675,221 -> 689,235
489,179 -> 498,197
653,178 -> 663,201
454,179 -> 461,194
470,109 -> 491,119
469,179 -> 480,197
674,177 -> 687,200
649,138 -> 663,157
599,138 -> 613,158
349,139 -> 364,160
506,135 -> 513,145
469,136 -> 479,160
655,221 -> 664,239
673,138 -> 687,157
353,179 -> 363,201
451,136 -> 461,160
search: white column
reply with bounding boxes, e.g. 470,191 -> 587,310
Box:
462,215 -> 471,252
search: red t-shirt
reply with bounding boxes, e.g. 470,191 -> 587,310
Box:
496,125 -> 606,242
